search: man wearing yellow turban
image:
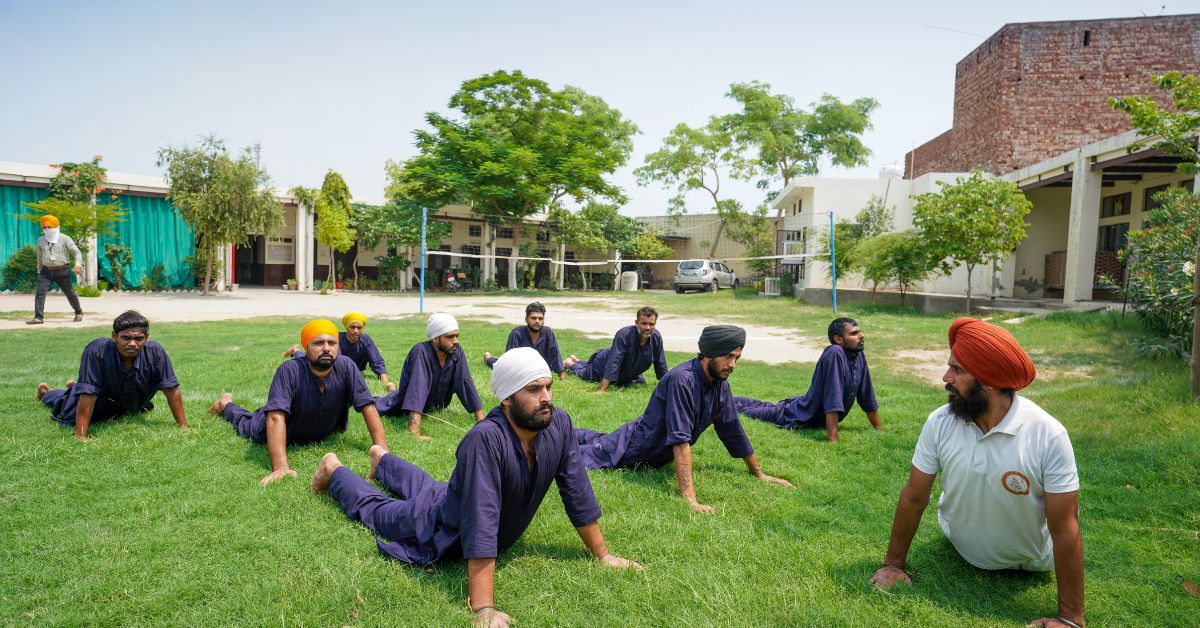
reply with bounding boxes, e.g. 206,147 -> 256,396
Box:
209,319 -> 389,485
27,214 -> 85,325
870,318 -> 1084,628
282,311 -> 395,392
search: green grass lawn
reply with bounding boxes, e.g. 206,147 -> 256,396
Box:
2,292 -> 1197,626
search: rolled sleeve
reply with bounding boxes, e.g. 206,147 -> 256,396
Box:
154,348 -> 180,390
71,341 -> 106,396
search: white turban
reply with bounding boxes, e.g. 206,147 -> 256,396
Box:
491,347 -> 552,401
426,313 -> 459,339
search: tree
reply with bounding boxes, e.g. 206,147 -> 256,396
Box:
547,202 -> 643,290
817,196 -> 894,281
21,157 -> 127,282
157,135 -> 283,295
312,170 -> 354,289
352,199 -> 451,290
393,70 -> 638,290
724,82 -> 878,265
1111,71 -> 1200,391
635,118 -> 754,257
854,230 -> 937,303
912,170 -> 1031,312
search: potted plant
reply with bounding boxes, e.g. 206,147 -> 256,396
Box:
286,278 -> 298,291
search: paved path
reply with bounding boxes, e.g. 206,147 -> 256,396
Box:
0,288 -> 826,364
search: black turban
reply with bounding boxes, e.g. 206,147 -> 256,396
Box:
698,325 -> 746,357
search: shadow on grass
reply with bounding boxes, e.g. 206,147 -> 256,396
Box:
828,539 -> 1053,625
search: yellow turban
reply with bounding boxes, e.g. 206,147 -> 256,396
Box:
342,311 -> 368,328
39,215 -> 60,228
301,319 -> 339,349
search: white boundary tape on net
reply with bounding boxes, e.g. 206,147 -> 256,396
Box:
425,250 -> 828,267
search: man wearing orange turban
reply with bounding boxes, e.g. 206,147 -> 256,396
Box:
281,312 -> 395,392
209,319 -> 389,485
27,214 -> 85,325
870,318 -> 1084,628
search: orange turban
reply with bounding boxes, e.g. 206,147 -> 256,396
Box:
948,317 -> 1036,391
39,215 -> 60,228
301,319 -> 339,348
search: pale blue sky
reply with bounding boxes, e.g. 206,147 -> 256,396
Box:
0,1 -> 1186,215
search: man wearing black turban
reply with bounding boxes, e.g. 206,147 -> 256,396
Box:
733,317 -> 883,443
574,324 -> 793,514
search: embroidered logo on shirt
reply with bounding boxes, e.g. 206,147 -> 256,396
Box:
1001,470 -> 1031,495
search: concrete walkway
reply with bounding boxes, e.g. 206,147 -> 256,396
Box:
1,288 -> 827,365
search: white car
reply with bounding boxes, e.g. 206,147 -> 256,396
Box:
674,259 -> 738,293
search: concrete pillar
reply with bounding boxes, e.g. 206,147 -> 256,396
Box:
305,211 -> 316,290
86,234 -> 98,287
294,203 -> 309,291
1063,153 -> 1102,304
482,222 -> 494,284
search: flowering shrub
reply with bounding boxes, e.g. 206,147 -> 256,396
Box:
1116,188 -> 1200,356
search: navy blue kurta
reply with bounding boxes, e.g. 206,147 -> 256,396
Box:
374,342 -> 483,416
567,325 -> 668,386
340,331 -> 387,378
222,354 -> 375,444
43,338 -> 179,425
734,344 -> 878,429
575,358 -> 754,469
485,325 -> 564,374
328,406 -> 603,564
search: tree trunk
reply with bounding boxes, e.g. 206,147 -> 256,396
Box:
327,245 -> 336,292
203,241 -> 215,296
965,264 -> 974,314
557,242 -> 565,290
352,247 -> 360,291
709,220 -> 726,258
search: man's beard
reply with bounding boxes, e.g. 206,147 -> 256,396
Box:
309,354 -> 335,372
946,380 -> 989,422
437,342 -> 456,357
511,400 -> 554,432
705,358 -> 731,381
844,341 -> 865,353
527,324 -> 542,333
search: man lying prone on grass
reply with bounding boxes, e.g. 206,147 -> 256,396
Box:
311,348 -> 641,627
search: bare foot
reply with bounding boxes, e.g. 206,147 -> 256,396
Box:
65,380 -> 75,389
310,452 -> 342,493
367,445 -> 388,481
563,355 -> 579,368
36,383 -> 50,401
207,393 -> 233,415
281,344 -> 300,359
482,351 -> 493,366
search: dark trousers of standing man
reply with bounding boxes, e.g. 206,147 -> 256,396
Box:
33,266 -> 83,320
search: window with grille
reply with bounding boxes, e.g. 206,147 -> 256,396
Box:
564,251 -> 576,261
1097,223 -> 1129,253
468,225 -> 482,237
461,245 -> 480,255
438,244 -> 451,252
538,249 -> 551,258
496,247 -> 513,257
497,228 -> 514,239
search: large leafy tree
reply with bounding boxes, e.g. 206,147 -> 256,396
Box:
635,118 -> 754,257
725,82 -> 878,262
853,230 -> 937,303
1111,71 -> 1200,392
394,70 -> 638,290
912,170 -> 1031,312
157,136 -> 283,295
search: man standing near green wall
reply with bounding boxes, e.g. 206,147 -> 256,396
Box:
28,214 -> 84,324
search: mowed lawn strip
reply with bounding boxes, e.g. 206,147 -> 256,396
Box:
1,293 -> 1197,626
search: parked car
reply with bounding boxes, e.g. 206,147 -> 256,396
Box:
674,259 -> 738,293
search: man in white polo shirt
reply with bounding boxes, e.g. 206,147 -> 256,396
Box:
869,318 -> 1084,628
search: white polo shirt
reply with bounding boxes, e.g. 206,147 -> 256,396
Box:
912,395 -> 1079,571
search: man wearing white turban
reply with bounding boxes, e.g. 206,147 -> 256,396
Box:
373,313 -> 484,439
311,346 -> 642,627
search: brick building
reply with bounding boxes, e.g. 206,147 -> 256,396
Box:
905,14 -> 1200,178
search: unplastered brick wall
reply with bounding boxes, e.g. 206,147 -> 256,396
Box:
906,14 -> 1200,178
